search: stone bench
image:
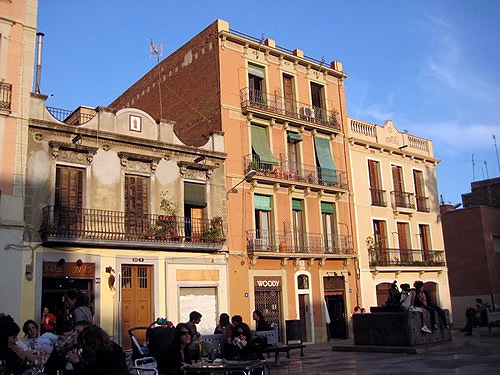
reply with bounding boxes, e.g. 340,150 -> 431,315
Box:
353,310 -> 451,346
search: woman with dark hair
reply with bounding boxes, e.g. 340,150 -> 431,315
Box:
0,315 -> 37,375
414,281 -> 448,331
252,310 -> 271,331
161,323 -> 194,375
227,323 -> 256,360
67,291 -> 93,326
66,324 -> 128,375
214,313 -> 233,344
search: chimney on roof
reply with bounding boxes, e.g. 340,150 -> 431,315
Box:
34,32 -> 44,94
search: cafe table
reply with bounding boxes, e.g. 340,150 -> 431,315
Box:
183,359 -> 270,375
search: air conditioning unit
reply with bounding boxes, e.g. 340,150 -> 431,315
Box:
300,107 -> 314,120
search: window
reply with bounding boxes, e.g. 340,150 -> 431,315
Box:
292,199 -> 305,251
248,64 -> 265,104
283,74 -> 295,115
419,224 -> 432,261
297,274 -> 309,289
254,194 -> 273,248
321,202 -> 337,252
184,182 -> 206,239
55,165 -> 85,234
368,160 -> 385,206
391,165 -> 408,208
413,170 -> 429,212
314,136 -> 337,185
397,222 -> 411,262
372,220 -> 388,249
125,174 -> 149,234
287,131 -> 302,176
251,124 -> 278,170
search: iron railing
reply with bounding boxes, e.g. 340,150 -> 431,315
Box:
415,196 -> 430,212
246,229 -> 352,256
369,248 -> 446,267
240,88 -> 341,130
47,106 -> 95,124
40,206 -> 224,246
370,188 -> 386,207
0,82 -> 12,111
391,190 -> 415,210
244,154 -> 348,190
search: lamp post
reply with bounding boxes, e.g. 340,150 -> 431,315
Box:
226,169 -> 257,198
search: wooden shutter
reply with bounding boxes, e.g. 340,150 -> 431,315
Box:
283,74 -> 294,113
125,175 -> 149,233
413,170 -> 424,197
397,222 -> 410,260
368,160 -> 380,189
55,166 -> 84,208
420,224 -> 431,260
392,165 -> 403,192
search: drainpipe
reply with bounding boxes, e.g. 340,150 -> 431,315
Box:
35,32 -> 44,94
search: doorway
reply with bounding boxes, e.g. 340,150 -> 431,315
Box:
323,276 -> 347,339
121,265 -> 153,348
298,294 -> 312,342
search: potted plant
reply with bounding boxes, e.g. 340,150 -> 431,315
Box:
157,191 -> 179,239
203,216 -> 224,242
366,235 -> 382,266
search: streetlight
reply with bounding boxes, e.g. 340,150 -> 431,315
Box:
226,169 -> 257,198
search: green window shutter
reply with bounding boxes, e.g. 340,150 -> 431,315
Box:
254,194 -> 272,211
292,199 -> 303,211
251,125 -> 278,165
287,131 -> 302,142
314,136 -> 338,184
248,64 -> 265,79
184,182 -> 206,207
321,202 -> 335,214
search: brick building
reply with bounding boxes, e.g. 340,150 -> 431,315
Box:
112,19 -> 358,343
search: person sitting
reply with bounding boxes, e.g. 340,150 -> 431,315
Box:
21,319 -> 58,355
226,323 -> 256,361
252,310 -> 271,331
384,280 -> 401,306
400,283 -> 432,334
214,313 -> 233,344
231,315 -> 243,326
414,281 -> 448,330
185,311 -> 202,342
161,323 -> 194,375
0,315 -> 38,375
66,324 -> 128,375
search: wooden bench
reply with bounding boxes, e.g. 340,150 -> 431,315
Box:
255,325 -> 305,365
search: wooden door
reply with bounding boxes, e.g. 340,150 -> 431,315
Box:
298,294 -> 310,341
397,222 -> 410,262
283,74 -> 294,114
419,224 -> 431,260
190,207 -> 204,240
121,265 -> 153,348
125,175 -> 149,235
392,165 -> 404,206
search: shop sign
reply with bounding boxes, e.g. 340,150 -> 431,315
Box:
43,261 -> 95,278
254,276 -> 281,290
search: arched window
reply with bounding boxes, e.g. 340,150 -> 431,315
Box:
297,274 -> 309,290
376,282 -> 391,306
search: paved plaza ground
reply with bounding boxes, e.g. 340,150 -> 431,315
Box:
269,328 -> 500,374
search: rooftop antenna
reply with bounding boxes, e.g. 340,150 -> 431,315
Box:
472,153 -> 476,181
493,134 -> 500,174
319,56 -> 326,71
256,33 -> 265,57
150,39 -> 164,121
484,160 -> 489,179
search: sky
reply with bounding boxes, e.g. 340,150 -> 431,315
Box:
37,0 -> 500,204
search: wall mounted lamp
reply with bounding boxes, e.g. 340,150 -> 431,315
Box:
226,169 -> 257,198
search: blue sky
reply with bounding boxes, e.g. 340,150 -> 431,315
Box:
37,0 -> 500,204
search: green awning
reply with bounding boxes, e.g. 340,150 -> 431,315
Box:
292,199 -> 303,211
184,182 -> 206,207
248,64 -> 265,79
287,132 -> 302,142
254,194 -> 272,211
251,125 -> 278,165
321,202 -> 335,214
314,136 -> 338,184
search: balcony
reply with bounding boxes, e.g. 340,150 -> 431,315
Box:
240,88 -> 341,131
0,82 -> 12,112
40,206 -> 225,250
416,196 -> 430,212
391,191 -> 415,210
244,154 -> 348,191
246,229 -> 353,258
369,248 -> 446,267
370,188 -> 386,207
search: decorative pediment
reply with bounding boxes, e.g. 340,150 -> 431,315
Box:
177,160 -> 219,180
48,141 -> 98,164
117,151 -> 162,173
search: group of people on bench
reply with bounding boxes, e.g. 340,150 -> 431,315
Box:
386,280 -> 448,334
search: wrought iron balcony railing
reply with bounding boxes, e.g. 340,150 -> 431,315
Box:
0,82 -> 12,112
416,195 -> 430,212
244,154 -> 348,190
369,248 -> 445,267
246,229 -> 353,256
47,107 -> 95,124
240,88 -> 341,131
391,190 -> 415,210
40,206 -> 225,247
370,188 -> 386,207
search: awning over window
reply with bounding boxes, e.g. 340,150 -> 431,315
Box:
251,125 -> 278,165
287,131 -> 302,143
321,202 -> 335,214
248,64 -> 265,79
292,199 -> 303,211
254,194 -> 272,211
184,182 -> 206,207
314,137 -> 338,184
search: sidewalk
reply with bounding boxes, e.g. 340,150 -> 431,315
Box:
269,328 -> 500,374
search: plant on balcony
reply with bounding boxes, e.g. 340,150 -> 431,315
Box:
202,216 -> 224,242
330,108 -> 340,127
366,235 -> 382,266
156,191 -> 179,239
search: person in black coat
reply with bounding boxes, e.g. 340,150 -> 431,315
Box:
252,310 -> 271,331
161,323 -> 194,375
66,324 -> 128,375
0,315 -> 38,375
226,323 -> 256,361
